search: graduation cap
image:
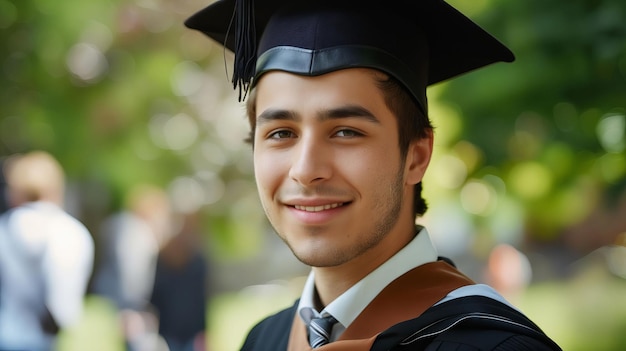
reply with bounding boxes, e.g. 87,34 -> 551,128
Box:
185,0 -> 514,114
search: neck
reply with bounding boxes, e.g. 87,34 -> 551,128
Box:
312,223 -> 417,308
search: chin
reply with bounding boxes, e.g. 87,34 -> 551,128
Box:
290,243 -> 348,268
296,255 -> 343,268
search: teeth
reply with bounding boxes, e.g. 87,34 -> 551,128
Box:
294,203 -> 342,212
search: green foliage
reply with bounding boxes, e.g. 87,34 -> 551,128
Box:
0,0 -> 264,252
442,0 -> 626,240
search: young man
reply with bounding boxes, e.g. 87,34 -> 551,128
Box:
186,0 -> 562,350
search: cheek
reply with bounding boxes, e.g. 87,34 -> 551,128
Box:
349,146 -> 397,175
253,152 -> 281,197
337,149 -> 388,192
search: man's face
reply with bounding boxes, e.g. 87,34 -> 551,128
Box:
253,68 -> 429,269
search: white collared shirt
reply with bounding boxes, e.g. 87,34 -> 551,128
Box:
297,227 -> 438,341
297,227 -> 515,342
0,202 -> 94,350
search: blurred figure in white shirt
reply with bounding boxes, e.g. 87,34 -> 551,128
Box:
0,151 -> 94,351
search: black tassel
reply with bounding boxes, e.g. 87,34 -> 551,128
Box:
232,0 -> 256,101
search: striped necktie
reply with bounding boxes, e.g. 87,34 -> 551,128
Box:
308,315 -> 337,348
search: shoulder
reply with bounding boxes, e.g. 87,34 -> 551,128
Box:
3,205 -> 50,251
10,202 -> 90,235
374,296 -> 561,351
425,331 -> 559,351
48,211 -> 93,249
241,301 -> 298,351
29,203 -> 95,258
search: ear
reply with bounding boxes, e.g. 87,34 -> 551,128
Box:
405,130 -> 433,185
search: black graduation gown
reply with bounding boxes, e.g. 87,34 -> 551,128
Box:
240,261 -> 561,351
241,296 -> 560,351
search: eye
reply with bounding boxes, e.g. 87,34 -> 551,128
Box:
268,129 -> 296,139
334,129 -> 363,137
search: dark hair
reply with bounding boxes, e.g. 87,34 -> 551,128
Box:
245,92 -> 257,146
245,71 -> 433,218
374,75 -> 432,217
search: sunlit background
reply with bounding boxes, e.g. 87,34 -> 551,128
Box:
1,0 -> 625,350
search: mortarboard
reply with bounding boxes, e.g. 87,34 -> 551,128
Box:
185,0 -> 514,114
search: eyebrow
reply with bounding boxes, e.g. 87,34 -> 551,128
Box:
256,104 -> 381,126
256,108 -> 298,126
320,105 -> 381,124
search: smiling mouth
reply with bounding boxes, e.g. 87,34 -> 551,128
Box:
293,203 -> 346,212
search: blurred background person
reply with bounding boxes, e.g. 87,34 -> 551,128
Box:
91,184 -> 173,351
0,151 -> 94,351
150,210 -> 211,351
484,243 -> 533,304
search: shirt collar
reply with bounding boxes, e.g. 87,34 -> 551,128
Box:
298,227 -> 438,331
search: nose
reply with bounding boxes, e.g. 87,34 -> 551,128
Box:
288,134 -> 332,186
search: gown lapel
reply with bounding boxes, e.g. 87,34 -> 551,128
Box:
287,261 -> 474,351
